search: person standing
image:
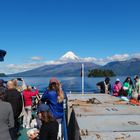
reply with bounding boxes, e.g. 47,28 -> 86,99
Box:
4,80 -> 23,139
41,78 -> 64,119
22,86 -> 39,128
12,78 -> 26,92
96,77 -> 111,94
41,77 -> 64,139
0,88 -> 14,140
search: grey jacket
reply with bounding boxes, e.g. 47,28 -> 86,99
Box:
0,100 -> 14,140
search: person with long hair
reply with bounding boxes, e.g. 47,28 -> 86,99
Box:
123,76 -> 133,98
41,77 -> 65,139
41,77 -> 64,119
28,104 -> 58,140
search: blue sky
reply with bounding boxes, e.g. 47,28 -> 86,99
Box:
0,0 -> 140,73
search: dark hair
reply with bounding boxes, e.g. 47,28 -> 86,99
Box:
48,82 -> 58,91
124,76 -> 133,85
134,75 -> 139,80
0,89 -> 5,100
40,111 -> 56,123
105,77 -> 110,81
115,81 -> 120,84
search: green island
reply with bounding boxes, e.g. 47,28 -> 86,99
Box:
88,69 -> 116,77
0,73 -> 7,77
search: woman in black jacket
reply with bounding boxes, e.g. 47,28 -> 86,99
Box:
28,104 -> 58,140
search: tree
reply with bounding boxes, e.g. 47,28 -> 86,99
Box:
88,69 -> 116,77
0,73 -> 7,77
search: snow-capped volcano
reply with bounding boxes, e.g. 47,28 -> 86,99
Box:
60,51 -> 80,62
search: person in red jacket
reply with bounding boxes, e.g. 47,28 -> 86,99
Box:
22,86 -> 39,128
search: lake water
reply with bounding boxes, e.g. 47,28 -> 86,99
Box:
2,76 -> 133,93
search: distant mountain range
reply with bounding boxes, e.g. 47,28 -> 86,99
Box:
102,58 -> 140,76
9,62 -> 100,77
9,51 -> 140,77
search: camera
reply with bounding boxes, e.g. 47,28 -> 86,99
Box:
17,78 -> 22,81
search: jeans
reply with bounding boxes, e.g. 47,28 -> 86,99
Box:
23,106 -> 32,127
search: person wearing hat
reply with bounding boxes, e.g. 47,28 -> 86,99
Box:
113,78 -> 122,96
133,75 -> 140,100
28,104 -> 58,140
96,77 -> 111,94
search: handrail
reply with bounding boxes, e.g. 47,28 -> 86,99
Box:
62,112 -> 68,140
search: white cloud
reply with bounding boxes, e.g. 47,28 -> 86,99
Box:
106,54 -> 130,61
45,60 -> 64,65
0,60 -> 65,74
102,54 -> 130,64
1,52 -> 140,74
82,57 -> 97,62
82,54 -> 130,65
30,56 -> 43,61
1,63 -> 45,74
131,53 -> 140,59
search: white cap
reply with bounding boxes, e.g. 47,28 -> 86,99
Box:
116,78 -> 120,81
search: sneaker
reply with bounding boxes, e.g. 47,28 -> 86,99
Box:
22,124 -> 26,128
26,126 -> 30,129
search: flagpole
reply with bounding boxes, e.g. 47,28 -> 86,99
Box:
82,63 -> 84,95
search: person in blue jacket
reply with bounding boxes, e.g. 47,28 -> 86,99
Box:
41,78 -> 68,140
41,78 -> 65,139
41,77 -> 64,119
